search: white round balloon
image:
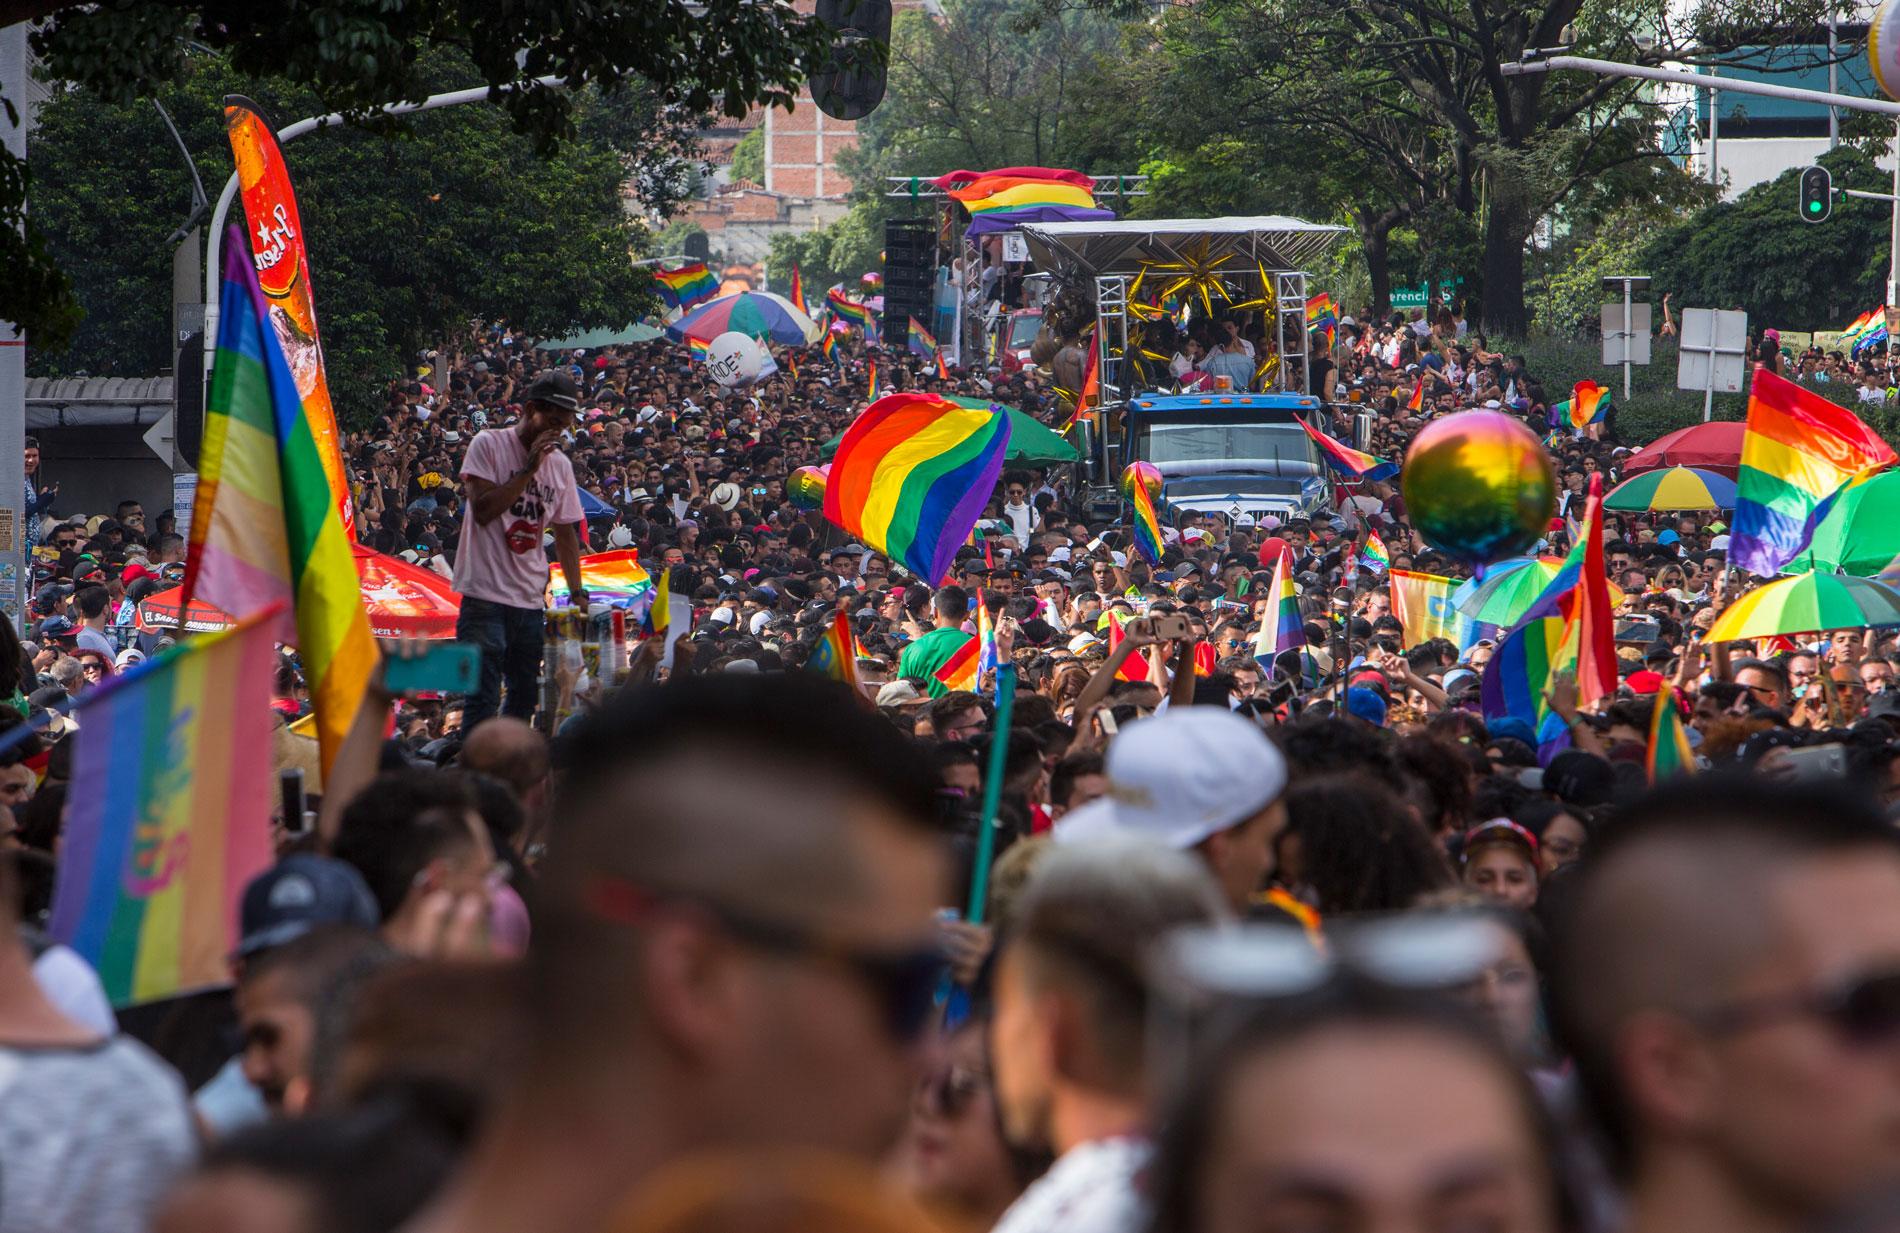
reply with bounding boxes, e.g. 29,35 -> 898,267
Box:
1875,0 -> 1900,101
706,331 -> 764,387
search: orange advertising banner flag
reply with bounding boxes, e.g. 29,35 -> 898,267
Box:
224,96 -> 355,536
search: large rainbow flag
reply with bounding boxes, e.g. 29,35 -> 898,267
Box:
1480,615 -> 1573,763
825,393 -> 1012,585
655,262 -> 719,315
1732,368 -> 1897,576
185,227 -> 375,775
48,611 -> 279,1006
949,174 -> 1097,214
1297,416 -> 1399,482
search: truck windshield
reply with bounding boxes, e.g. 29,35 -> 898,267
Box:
1008,315 -> 1042,349
1137,420 -> 1318,470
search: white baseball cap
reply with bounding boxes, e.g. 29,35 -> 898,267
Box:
1055,708 -> 1288,850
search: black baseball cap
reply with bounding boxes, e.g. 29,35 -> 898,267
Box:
236,854 -> 381,957
523,369 -> 581,412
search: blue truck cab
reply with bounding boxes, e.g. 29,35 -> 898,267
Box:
1086,390 -> 1333,528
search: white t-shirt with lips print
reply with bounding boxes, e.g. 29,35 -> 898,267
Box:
454,427 -> 584,609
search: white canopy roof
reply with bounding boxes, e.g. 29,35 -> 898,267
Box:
1018,216 -> 1349,279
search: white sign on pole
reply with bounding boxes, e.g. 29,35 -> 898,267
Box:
173,472 -> 197,545
1600,302 -> 1653,365
1676,307 -> 1750,421
143,410 -> 176,466
1001,232 -> 1029,263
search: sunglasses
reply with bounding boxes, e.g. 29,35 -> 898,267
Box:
1698,968 -> 1900,1045
583,876 -> 945,1041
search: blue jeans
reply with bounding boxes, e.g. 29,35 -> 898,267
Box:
456,596 -> 544,728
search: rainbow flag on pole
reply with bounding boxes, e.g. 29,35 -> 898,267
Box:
1305,294 -> 1337,350
49,610 -> 280,1006
806,610 -> 863,693
547,549 -> 654,610
824,393 -> 1011,585
655,262 -> 719,315
975,590 -> 1000,685
1731,368 -> 1898,576
820,329 -> 839,365
1480,615 -> 1573,763
1252,549 -> 1304,663
1406,380 -> 1425,413
1129,477 -> 1165,566
1558,379 -> 1611,430
828,288 -> 874,331
185,227 -> 376,776
1297,416 -> 1399,482
1360,530 -> 1391,573
1388,569 -> 1460,647
1646,683 -> 1695,783
789,265 -> 805,313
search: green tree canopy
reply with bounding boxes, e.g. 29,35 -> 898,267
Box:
28,51 -> 659,424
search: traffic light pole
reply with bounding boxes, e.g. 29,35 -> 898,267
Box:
1505,53 -> 1900,329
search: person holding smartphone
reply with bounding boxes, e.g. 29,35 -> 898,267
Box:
452,370 -> 589,727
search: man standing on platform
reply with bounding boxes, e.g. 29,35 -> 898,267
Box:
454,371 -> 588,726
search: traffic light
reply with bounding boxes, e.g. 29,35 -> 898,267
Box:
1799,165 -> 1833,223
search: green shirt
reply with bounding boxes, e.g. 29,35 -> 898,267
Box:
899,626 -> 975,696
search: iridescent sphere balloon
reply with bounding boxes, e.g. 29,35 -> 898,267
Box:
1120,461 -> 1163,501
1400,411 -> 1556,565
787,464 -> 828,512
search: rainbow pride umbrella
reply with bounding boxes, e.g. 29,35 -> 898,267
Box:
668,291 -> 820,346
1602,466 -> 1737,512
1706,572 -> 1900,642
1456,556 -> 1625,627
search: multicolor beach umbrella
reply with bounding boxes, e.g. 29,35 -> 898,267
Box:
667,291 -> 820,346
1706,572 -> 1900,642
1602,466 -> 1738,513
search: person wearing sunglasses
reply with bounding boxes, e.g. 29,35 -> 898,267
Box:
890,1015 -> 1037,1229
1145,979 -> 1564,1233
988,842 -> 1226,1233
1550,775 -> 1900,1233
412,674 -> 947,1233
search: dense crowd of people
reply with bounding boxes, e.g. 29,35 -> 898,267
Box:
6,300 -> 1900,1233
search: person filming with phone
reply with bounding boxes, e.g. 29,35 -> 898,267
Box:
452,370 -> 589,727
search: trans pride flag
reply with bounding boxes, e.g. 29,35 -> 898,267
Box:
49,612 -> 279,1005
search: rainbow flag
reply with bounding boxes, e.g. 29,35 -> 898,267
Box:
1480,615 -> 1573,764
807,610 -> 863,693
1079,331 -> 1101,415
1732,368 -> 1898,575
824,393 -> 1011,585
655,262 -> 719,315
1406,380 -> 1425,413
934,634 -> 980,692
48,610 -> 279,1006
866,359 -> 880,403
1389,569 -> 1460,647
548,548 -> 655,610
789,265 -> 805,312
687,336 -> 711,361
949,175 -> 1096,214
184,227 -> 375,776
1130,474 -> 1164,565
1842,309 -> 1878,346
1560,379 -> 1611,430
1297,416 -> 1399,482
909,317 -> 939,360
1252,549 -> 1303,663
1306,294 -> 1337,350
646,563 -> 670,635
821,329 -> 839,364
1646,683 -> 1695,783
828,288 -> 874,330
1360,530 -> 1391,573
1519,474 -> 1618,711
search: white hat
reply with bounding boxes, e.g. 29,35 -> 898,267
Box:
607,525 -> 634,548
1067,632 -> 1104,654
710,483 -> 742,511
1055,708 -> 1287,850
876,679 -> 925,706
1711,533 -> 1731,550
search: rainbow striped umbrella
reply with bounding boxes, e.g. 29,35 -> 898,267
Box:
1603,466 -> 1737,512
667,291 -> 820,346
1455,556 -> 1625,626
1706,572 -> 1900,642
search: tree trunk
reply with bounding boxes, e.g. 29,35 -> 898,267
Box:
1481,189 -> 1533,338
1363,224 -> 1392,319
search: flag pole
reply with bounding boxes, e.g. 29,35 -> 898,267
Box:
965,665 -> 1016,923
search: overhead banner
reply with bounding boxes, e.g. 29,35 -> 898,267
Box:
224,96 -> 354,535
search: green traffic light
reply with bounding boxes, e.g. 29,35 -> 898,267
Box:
1811,199 -> 1824,213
